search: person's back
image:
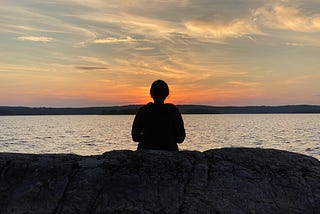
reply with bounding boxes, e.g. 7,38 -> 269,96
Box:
131,80 -> 185,151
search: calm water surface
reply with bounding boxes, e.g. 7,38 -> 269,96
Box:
0,114 -> 319,159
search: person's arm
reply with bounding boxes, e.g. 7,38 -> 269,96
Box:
131,108 -> 144,142
172,106 -> 186,144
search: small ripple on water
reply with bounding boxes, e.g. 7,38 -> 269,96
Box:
254,141 -> 263,146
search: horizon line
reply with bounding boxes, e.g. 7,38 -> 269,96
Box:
1,104 -> 320,108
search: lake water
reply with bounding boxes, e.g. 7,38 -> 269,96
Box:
0,114 -> 319,159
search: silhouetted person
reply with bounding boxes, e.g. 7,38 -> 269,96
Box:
131,80 -> 185,151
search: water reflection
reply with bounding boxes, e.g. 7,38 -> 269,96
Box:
0,114 -> 319,160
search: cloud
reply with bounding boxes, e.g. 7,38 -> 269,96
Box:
98,79 -> 112,83
228,81 -> 261,87
254,4 -> 320,32
134,46 -> 154,51
285,42 -> 305,47
78,56 -> 109,65
185,17 -> 263,39
17,36 -> 55,42
94,36 -> 143,44
0,5 -> 96,47
74,66 -> 108,70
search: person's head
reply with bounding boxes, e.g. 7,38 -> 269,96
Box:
150,80 -> 169,104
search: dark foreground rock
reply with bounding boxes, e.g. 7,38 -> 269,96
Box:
0,148 -> 319,214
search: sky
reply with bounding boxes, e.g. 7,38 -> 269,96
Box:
1,0 -> 320,107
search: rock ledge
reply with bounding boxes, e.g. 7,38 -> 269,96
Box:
0,148 -> 319,213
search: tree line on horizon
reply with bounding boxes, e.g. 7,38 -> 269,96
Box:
1,105 -> 320,115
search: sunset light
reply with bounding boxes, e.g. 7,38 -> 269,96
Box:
1,0 -> 320,107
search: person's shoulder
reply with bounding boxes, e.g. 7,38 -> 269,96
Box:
165,103 -> 175,107
165,103 -> 179,111
138,102 -> 153,111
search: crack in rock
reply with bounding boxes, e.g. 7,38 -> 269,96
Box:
53,162 -> 79,214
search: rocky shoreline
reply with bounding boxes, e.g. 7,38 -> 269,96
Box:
0,148 -> 319,213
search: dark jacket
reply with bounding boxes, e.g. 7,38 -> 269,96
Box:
131,103 -> 185,151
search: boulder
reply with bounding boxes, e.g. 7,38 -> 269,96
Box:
0,148 -> 319,213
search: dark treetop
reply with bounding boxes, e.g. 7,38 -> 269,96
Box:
1,104 -> 320,115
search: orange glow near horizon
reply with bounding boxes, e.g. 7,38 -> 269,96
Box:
1,1 -> 320,107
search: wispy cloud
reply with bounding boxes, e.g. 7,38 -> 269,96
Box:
228,81 -> 261,87
93,36 -> 142,44
1,4 -> 96,47
78,56 -> 109,66
17,36 -> 55,42
74,66 -> 108,70
254,4 -> 320,32
185,18 -> 263,39
285,42 -> 306,47
134,47 -> 154,51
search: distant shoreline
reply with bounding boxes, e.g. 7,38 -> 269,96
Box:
1,105 -> 320,115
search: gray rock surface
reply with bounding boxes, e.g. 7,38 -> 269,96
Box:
0,148 -> 319,214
